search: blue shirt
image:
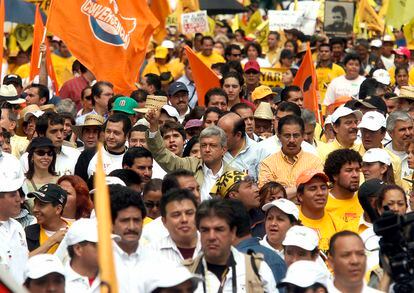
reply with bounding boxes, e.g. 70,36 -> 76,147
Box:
235,237 -> 287,284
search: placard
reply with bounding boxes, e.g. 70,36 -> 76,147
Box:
181,10 -> 209,34
268,10 -> 303,31
135,95 -> 168,113
288,1 -> 320,35
260,67 -> 288,88
324,0 -> 355,37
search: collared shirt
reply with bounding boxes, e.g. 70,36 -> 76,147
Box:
259,236 -> 284,259
0,218 -> 28,284
177,106 -> 191,124
317,138 -> 364,162
65,263 -> 100,293
200,163 -> 224,202
145,234 -> 202,265
385,142 -> 412,179
258,149 -> 323,188
177,75 -> 198,108
328,281 -> 384,293
87,145 -> 125,177
141,217 -> 169,245
59,75 -> 90,110
223,136 -> 260,179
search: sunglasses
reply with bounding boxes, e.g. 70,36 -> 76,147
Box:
34,150 -> 54,157
144,201 -> 160,209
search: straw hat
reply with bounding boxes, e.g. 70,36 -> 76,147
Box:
71,114 -> 104,138
392,86 -> 414,100
253,102 -> 273,120
16,105 -> 44,137
39,104 -> 56,112
0,84 -> 25,104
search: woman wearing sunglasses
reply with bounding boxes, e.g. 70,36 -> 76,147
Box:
23,137 -> 58,208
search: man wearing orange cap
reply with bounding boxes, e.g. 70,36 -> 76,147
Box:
296,169 -> 342,253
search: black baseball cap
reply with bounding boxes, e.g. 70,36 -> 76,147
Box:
168,82 -> 188,97
28,183 -> 67,206
358,179 -> 385,199
27,137 -> 55,152
3,74 -> 22,88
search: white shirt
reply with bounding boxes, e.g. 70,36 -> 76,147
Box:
20,145 -> 81,176
65,263 -> 100,293
200,163 -> 224,202
381,54 -> 395,71
385,142 -> 411,178
152,160 -> 167,179
0,218 -> 28,284
144,234 -> 202,265
241,57 -> 272,68
323,75 -> 366,106
141,217 -> 169,245
194,247 -> 277,293
328,281 -> 384,293
177,75 -> 198,109
259,235 -> 284,259
87,146 -> 125,177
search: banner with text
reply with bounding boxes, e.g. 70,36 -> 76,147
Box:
288,1 -> 320,35
260,67 -> 287,88
268,10 -> 303,31
181,10 -> 209,34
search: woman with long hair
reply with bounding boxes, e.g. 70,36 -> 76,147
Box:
362,148 -> 395,184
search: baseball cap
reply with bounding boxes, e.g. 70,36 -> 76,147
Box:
262,198 -> 299,220
112,96 -> 138,115
28,183 -> 67,206
370,39 -> 382,48
89,176 -> 126,194
3,74 -> 22,88
154,46 -> 168,59
27,137 -> 55,153
357,111 -> 386,131
296,169 -> 329,188
23,254 -> 65,281
372,69 -> 391,86
0,153 -> 24,192
323,115 -> 332,127
330,106 -> 362,124
393,47 -> 411,59
168,81 -> 188,97
363,96 -> 388,114
358,178 -> 385,199
362,148 -> 391,165
282,225 -> 319,251
161,104 -> 180,121
66,218 -> 99,245
382,35 -> 394,42
184,119 -> 202,130
244,60 -> 260,73
251,85 -> 275,101
161,40 -> 175,49
278,260 -> 329,289
210,170 -> 249,198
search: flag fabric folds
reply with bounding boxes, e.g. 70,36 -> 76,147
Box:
293,43 -> 320,123
47,0 -> 159,95
184,45 -> 220,106
94,143 -> 118,293
386,0 -> 414,29
354,0 -> 383,34
150,0 -> 171,44
0,0 -> 4,80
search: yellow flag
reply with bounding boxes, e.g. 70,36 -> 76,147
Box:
354,0 -> 383,34
94,143 -> 118,293
404,18 -> 414,48
386,0 -> 414,28
240,10 -> 262,35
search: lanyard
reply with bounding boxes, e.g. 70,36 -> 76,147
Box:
199,253 -> 237,293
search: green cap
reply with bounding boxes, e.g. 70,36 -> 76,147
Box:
112,97 -> 138,115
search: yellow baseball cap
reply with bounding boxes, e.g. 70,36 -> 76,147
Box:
251,85 -> 275,101
154,46 -> 168,59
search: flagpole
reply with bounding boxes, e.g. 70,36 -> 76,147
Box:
37,0 -> 55,69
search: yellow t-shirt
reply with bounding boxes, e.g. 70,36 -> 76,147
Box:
316,63 -> 345,103
325,192 -> 363,224
14,63 -> 30,79
141,60 -> 174,79
51,54 -> 76,87
195,52 -> 225,69
299,209 -> 343,253
169,58 -> 184,79
388,66 -> 414,86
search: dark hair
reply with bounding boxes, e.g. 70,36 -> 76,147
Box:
324,149 -> 362,183
109,169 -> 142,187
162,169 -> 195,194
26,142 -> 57,180
231,114 -> 246,137
277,115 -> 304,134
109,184 -> 146,222
226,199 -> 251,238
358,78 -> 380,99
104,113 -> 132,136
268,31 -> 280,40
281,85 -> 301,102
244,42 -> 262,57
280,48 -> 295,60
67,241 -> 90,258
220,71 -> 244,88
329,230 -> 361,256
182,135 -> 199,157
205,88 -> 228,106
376,184 -> 407,211
288,68 -> 298,78
128,124 -> 149,139
28,83 -> 50,103
203,107 -> 223,123
122,147 -> 153,167
130,89 -> 148,104
259,182 -> 287,207
160,120 -> 186,140
196,198 -> 236,230
224,44 -> 242,60
160,188 -> 197,217
330,37 -> 345,48
91,81 -> 113,106
284,40 -> 298,54
318,43 -> 331,51
36,112 -> 64,137
60,112 -> 75,125
395,66 -> 409,87
144,73 -> 161,91
81,86 -> 92,100
332,5 -> 347,18
225,61 -> 244,77
275,101 -> 301,117
201,36 -> 214,45
343,53 -> 361,66
143,178 -> 162,196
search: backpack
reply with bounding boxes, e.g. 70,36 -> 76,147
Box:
183,250 -> 265,293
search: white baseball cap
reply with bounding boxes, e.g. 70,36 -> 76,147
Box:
89,176 -> 126,194
0,153 -> 24,192
161,40 -> 175,49
278,260 -> 329,288
24,254 -> 65,281
331,106 -> 362,124
362,148 -> 391,166
357,111 -> 386,131
262,199 -> 299,220
372,69 -> 391,86
66,218 -> 99,245
323,115 -> 332,127
161,104 -> 180,121
282,226 -> 319,251
370,39 -> 382,48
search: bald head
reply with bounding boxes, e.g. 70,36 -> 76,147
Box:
217,112 -> 245,152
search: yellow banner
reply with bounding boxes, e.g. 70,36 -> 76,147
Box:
260,67 -> 287,88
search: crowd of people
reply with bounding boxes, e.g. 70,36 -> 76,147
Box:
1,1 -> 414,292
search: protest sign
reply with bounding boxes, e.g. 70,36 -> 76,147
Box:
181,10 -> 209,34
135,95 -> 167,113
288,1 -> 320,35
324,0 -> 354,37
268,10 -> 303,31
260,67 -> 287,88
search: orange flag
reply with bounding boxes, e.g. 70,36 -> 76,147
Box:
47,0 -> 159,95
184,45 -> 220,106
0,0 -> 4,80
30,4 -> 60,95
293,43 -> 320,123
150,0 -> 171,44
94,143 -> 118,293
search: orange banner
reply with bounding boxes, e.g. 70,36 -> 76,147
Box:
150,0 -> 171,44
47,0 -> 159,95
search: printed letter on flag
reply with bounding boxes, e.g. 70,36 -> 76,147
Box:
47,0 -> 159,95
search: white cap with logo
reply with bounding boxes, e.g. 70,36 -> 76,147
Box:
331,106 -> 362,124
23,254 -> 65,281
278,260 -> 329,288
0,153 -> 24,192
363,148 -> 391,166
357,111 -> 386,131
282,225 -> 319,251
262,198 -> 299,220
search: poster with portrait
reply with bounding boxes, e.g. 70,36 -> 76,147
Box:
324,0 -> 355,37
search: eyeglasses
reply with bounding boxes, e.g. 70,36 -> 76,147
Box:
34,150 -> 54,157
145,201 -> 160,209
84,95 -> 92,101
